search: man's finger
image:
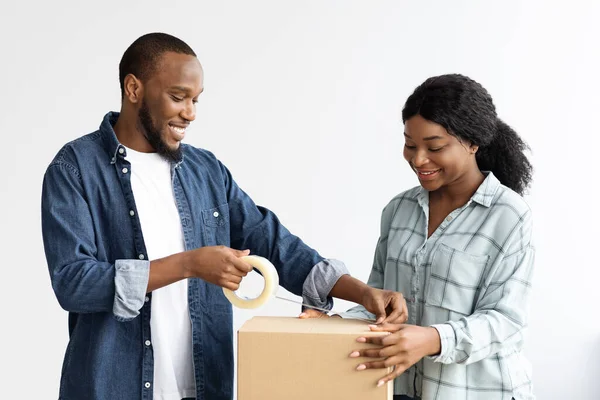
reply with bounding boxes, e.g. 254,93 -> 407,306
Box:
381,304 -> 403,325
298,309 -> 328,319
231,257 -> 253,274
383,293 -> 408,323
225,274 -> 242,285
232,248 -> 251,257
372,299 -> 386,324
223,280 -> 239,291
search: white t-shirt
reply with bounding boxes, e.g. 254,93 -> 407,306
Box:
126,147 -> 196,400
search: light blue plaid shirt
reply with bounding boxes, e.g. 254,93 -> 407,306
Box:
343,172 -> 535,400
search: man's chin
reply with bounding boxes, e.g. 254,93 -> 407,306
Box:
157,144 -> 183,163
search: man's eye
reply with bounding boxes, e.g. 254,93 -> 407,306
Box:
171,95 -> 184,102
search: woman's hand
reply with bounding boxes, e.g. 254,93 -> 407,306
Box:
350,323 -> 441,386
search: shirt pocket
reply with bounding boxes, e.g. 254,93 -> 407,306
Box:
201,204 -> 230,245
425,243 -> 489,315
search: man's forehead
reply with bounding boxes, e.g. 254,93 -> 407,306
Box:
150,52 -> 203,88
156,51 -> 201,68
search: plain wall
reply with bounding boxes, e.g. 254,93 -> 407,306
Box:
1,1 -> 598,398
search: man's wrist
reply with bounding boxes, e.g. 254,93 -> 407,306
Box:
329,274 -> 370,304
178,251 -> 193,279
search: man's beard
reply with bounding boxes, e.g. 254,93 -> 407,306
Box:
138,100 -> 183,163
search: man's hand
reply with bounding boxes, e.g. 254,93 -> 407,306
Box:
183,246 -> 253,290
298,309 -> 340,319
327,276 -> 408,324
298,308 -> 345,319
361,288 -> 408,325
350,323 -> 441,386
297,287 -> 407,324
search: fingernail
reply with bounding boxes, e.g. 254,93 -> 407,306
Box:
377,380 -> 385,387
356,364 -> 366,371
349,351 -> 360,358
299,313 -> 307,318
368,324 -> 378,329
356,337 -> 366,343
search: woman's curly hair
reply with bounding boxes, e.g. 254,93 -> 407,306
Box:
402,74 -> 533,195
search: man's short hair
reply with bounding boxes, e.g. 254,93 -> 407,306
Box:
119,32 -> 196,97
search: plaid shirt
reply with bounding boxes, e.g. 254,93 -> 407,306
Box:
343,172 -> 535,400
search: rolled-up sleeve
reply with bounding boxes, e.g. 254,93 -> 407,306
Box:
301,258 -> 349,310
113,259 -> 150,321
42,162 -> 149,322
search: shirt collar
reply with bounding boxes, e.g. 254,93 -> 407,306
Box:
415,171 -> 500,208
470,172 -> 500,207
99,111 -> 184,168
98,111 -> 126,164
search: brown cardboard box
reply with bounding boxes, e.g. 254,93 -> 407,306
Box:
237,316 -> 393,400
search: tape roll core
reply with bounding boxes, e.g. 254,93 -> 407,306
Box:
222,255 -> 279,309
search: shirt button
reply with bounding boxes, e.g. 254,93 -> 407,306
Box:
213,211 -> 219,217
129,210 -> 135,216
145,340 -> 151,346
446,216 -> 453,222
145,296 -> 150,302
145,382 -> 151,389
119,148 -> 125,154
122,167 -> 128,174
139,254 -> 145,260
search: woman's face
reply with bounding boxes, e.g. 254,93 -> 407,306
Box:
403,114 -> 479,192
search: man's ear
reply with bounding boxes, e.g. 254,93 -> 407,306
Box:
123,74 -> 143,104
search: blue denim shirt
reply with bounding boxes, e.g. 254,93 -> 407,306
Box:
41,112 -> 348,400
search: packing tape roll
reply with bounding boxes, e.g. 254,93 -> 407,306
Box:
222,255 -> 279,309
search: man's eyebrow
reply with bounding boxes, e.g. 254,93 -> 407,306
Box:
169,86 -> 204,96
169,86 -> 191,92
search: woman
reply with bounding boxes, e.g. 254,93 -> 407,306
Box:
304,74 -> 535,400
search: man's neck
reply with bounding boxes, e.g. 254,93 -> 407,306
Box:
113,111 -> 154,153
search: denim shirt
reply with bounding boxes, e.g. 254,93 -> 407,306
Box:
41,112 -> 348,400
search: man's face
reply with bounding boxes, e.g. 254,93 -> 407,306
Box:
137,52 -> 203,162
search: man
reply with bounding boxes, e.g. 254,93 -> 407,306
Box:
41,32 -> 407,400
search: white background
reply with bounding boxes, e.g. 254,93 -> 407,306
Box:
1,1 -> 599,398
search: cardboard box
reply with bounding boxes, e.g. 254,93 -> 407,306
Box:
237,316 -> 393,400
